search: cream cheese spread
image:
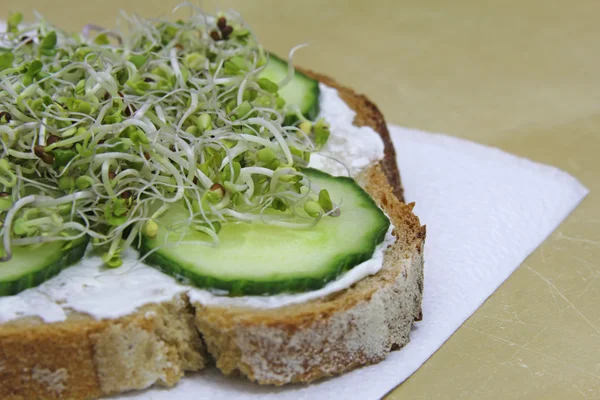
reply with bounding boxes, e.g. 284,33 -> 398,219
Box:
309,83 -> 385,176
0,84 -> 390,323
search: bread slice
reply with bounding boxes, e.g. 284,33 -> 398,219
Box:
0,74 -> 424,399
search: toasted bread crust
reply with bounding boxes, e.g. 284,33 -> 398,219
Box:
0,73 -> 422,398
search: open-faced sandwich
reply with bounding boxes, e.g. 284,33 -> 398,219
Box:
0,7 -> 425,400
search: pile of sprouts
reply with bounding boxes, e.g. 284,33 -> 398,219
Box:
0,6 -> 334,267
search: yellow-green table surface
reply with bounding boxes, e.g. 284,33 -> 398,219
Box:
1,1 -> 598,399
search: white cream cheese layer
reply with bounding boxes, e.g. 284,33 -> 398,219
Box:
0,84 -> 389,323
309,83 -> 385,176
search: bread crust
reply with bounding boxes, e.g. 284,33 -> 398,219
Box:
0,73 -> 423,398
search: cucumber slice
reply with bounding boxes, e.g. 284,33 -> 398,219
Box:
140,169 -> 389,296
259,54 -> 320,125
0,236 -> 89,296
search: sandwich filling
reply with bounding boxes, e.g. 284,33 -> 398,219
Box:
0,9 -> 393,322
0,84 -> 390,322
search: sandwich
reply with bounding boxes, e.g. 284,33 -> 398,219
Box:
0,7 -> 425,399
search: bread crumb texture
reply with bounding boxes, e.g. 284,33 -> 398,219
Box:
0,294 -> 205,399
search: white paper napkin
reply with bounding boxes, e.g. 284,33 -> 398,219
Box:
111,126 -> 588,400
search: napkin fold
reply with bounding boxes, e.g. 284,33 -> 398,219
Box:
114,126 -> 588,400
